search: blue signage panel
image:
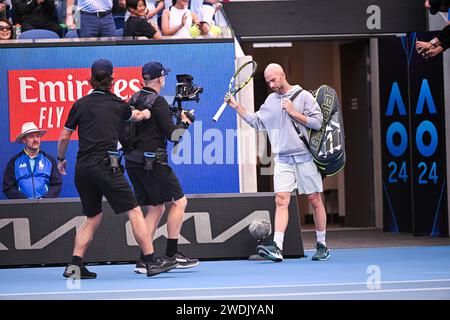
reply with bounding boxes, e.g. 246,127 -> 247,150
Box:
0,41 -> 239,198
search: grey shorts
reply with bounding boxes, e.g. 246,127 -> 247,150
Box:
273,160 -> 323,194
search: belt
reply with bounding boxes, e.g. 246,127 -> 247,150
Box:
80,10 -> 112,18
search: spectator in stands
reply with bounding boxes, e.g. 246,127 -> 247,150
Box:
3,122 -> 62,199
12,0 -> 63,36
416,0 -> 450,58
113,0 -> 127,15
161,0 -> 199,37
201,0 -> 222,25
123,0 -> 161,38
0,0 -> 12,20
0,18 -> 14,39
66,0 -> 117,37
189,0 -> 221,24
120,0 -> 163,28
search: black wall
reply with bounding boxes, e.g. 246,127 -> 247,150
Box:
0,194 -> 304,267
223,0 -> 426,40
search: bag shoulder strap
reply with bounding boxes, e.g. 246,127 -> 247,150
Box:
288,89 -> 310,150
125,91 -> 159,152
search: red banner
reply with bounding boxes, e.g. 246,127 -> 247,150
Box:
8,67 -> 143,142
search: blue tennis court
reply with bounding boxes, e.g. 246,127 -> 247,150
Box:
1,245 -> 449,300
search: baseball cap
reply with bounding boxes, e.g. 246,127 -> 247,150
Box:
91,59 -> 113,77
142,62 -> 171,80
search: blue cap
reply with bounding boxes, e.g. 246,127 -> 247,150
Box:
142,62 -> 171,80
91,59 -> 113,77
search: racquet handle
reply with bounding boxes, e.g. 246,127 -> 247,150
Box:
212,101 -> 227,122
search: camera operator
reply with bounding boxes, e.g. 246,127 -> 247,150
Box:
122,61 -> 199,273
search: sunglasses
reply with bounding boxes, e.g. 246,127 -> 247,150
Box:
0,26 -> 12,32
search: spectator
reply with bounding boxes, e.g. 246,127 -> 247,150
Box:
3,122 -> 62,199
0,0 -> 12,20
120,0 -> 164,28
0,18 -> 13,39
123,0 -> 161,39
161,0 -> 199,37
200,0 -> 222,25
416,0 -> 450,58
12,0 -> 63,36
66,0 -> 117,37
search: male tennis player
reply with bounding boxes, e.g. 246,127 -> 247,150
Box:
224,63 -> 330,261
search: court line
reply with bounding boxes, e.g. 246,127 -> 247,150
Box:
133,287 -> 450,300
1,278 -> 450,297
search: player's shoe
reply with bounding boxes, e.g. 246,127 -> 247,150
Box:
257,241 -> 283,262
164,252 -> 199,269
312,242 -> 330,261
63,264 -> 97,279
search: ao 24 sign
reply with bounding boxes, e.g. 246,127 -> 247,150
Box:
385,79 -> 439,185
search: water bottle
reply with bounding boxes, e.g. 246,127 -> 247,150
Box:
14,24 -> 21,39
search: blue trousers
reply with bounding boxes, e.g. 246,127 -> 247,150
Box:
79,12 -> 117,38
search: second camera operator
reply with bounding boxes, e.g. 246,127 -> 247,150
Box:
121,61 -> 199,272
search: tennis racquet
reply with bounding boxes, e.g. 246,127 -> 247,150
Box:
212,60 -> 257,122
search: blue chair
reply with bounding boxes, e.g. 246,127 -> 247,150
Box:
65,30 -> 79,38
18,29 -> 60,40
116,28 -> 123,37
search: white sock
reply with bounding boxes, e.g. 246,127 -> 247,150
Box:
316,230 -> 326,246
273,232 -> 284,250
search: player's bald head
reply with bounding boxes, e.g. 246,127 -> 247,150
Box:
264,63 -> 284,78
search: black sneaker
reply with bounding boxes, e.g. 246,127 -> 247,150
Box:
165,252 -> 200,269
146,258 -> 178,277
256,240 -> 283,262
63,264 -> 97,279
312,242 -> 330,261
134,260 -> 147,274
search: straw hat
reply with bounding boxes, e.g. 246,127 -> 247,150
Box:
15,122 -> 47,143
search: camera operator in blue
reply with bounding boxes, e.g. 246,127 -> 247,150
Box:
3,122 -> 62,199
120,61 -> 199,272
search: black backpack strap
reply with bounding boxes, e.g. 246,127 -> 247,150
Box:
125,90 -> 159,152
288,89 -> 311,150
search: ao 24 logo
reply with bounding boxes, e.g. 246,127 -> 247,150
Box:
386,79 -> 438,185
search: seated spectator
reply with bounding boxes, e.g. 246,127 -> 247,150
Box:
120,0 -> 164,28
0,18 -> 13,39
66,0 -> 116,38
123,0 -> 161,38
12,0 -> 62,37
0,0 -> 12,20
200,0 -> 222,25
3,122 -> 62,199
161,0 -> 199,37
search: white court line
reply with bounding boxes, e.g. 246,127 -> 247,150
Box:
134,287 -> 450,300
1,278 -> 450,297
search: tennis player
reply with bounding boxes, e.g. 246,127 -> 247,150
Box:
224,63 -> 330,262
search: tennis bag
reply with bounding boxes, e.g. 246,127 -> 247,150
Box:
290,85 -> 346,177
309,85 -> 346,176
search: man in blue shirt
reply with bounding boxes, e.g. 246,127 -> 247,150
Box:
66,0 -> 117,37
3,122 -> 62,199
